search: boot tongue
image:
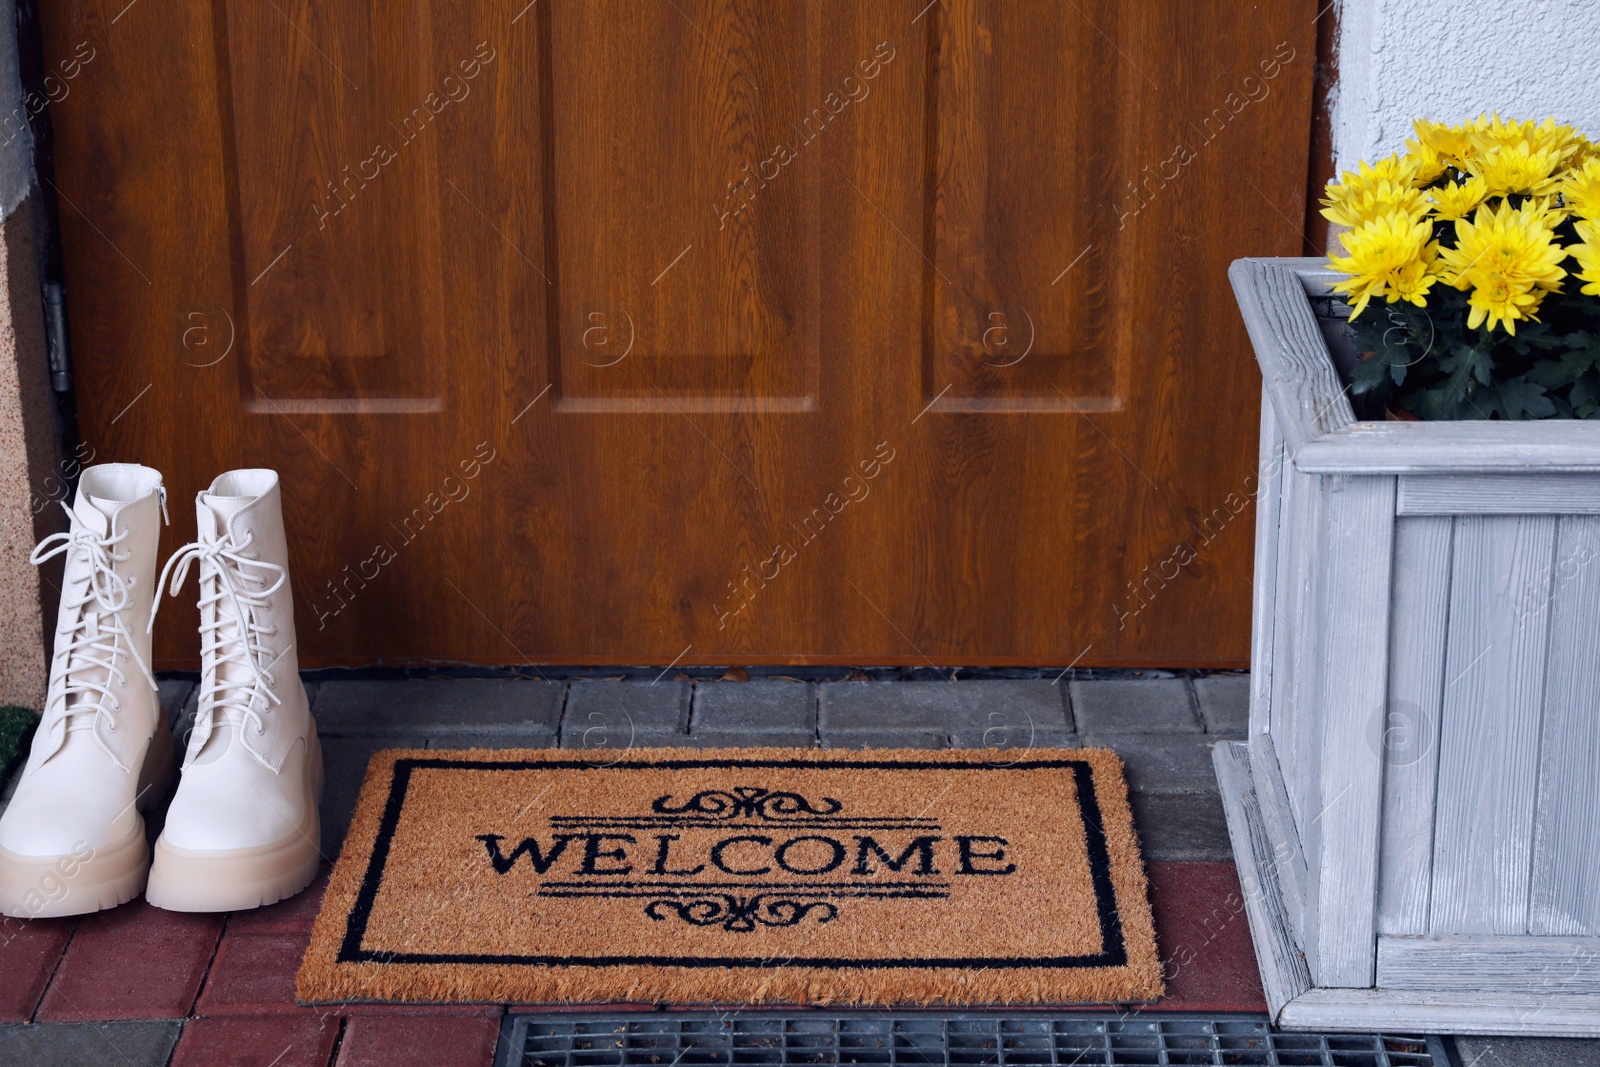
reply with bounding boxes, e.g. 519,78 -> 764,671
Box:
196,491 -> 262,748
200,493 -> 254,531
70,493 -> 113,537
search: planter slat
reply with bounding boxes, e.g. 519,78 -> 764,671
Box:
1529,515 -> 1600,936
1280,988 -> 1600,1035
1375,515 -> 1453,936
1228,259 -> 1354,452
1248,392 -> 1282,744
1311,476 -> 1393,986
1276,464 -> 1327,860
1431,515 -> 1555,935
1377,934 -> 1600,993
1399,473 -> 1600,515
1251,732 -> 1311,944
1223,257 -> 1600,1033
1214,741 -> 1314,1012
1296,421 -> 1600,474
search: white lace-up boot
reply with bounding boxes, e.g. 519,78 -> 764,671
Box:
144,469 -> 322,912
0,464 -> 173,918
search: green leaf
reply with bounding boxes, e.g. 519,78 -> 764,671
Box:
1479,376 -> 1556,420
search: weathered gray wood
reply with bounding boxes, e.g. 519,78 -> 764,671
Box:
1377,934 -> 1600,993
1399,474 -> 1600,515
1530,515 -> 1600,936
1297,421 -> 1600,475
1430,515 -> 1557,935
1277,466 -> 1328,948
1312,475 -> 1395,987
1250,732 -> 1310,946
1280,987 -> 1600,1035
1229,258 -> 1355,453
1249,390 -> 1283,744
1228,257 -> 1600,1035
1213,740 -> 1313,1018
1376,516 -> 1453,936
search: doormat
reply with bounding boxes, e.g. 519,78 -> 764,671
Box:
298,747 -> 1162,1007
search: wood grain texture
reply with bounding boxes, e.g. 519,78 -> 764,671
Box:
1377,934 -> 1600,994
1249,390 -> 1282,742
1430,514 -> 1557,935
1273,464 -> 1328,918
1529,515 -> 1600,936
1250,731 -> 1311,950
1297,422 -> 1600,475
1399,474 -> 1600,515
1310,475 -> 1393,987
1375,515 -> 1452,936
45,1 -> 1316,667
1213,740 -> 1313,1019
1230,258 -> 1355,452
1280,986 -> 1600,1035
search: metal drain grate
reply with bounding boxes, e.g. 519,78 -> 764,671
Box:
495,1013 -> 1450,1067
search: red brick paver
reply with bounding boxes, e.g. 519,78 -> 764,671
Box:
195,930 -> 315,1016
0,916 -> 74,1022
1146,860 -> 1268,1013
335,1012 -> 502,1067
224,869 -> 330,937
172,1014 -> 340,1067
36,900 -> 223,1021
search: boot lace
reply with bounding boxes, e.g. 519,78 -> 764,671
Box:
150,531 -> 287,736
30,503 -> 158,733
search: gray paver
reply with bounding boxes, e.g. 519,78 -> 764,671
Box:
683,731 -> 818,749
1452,1037 -> 1600,1067
1193,673 -> 1250,736
692,681 -> 815,734
1084,735 -> 1220,794
320,735 -> 429,853
820,681 -> 1068,733
1070,678 -> 1200,733
948,729 -> 1081,751
427,732 -> 557,750
1129,791 -> 1232,861
314,679 -> 564,736
0,1022 -> 183,1067
562,681 -> 690,747
820,731 -> 948,750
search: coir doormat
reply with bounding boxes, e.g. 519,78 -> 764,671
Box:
298,747 -> 1162,1006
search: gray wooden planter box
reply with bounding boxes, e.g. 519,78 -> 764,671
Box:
1216,257 -> 1600,1034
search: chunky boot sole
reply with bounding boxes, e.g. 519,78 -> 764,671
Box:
0,723 -> 176,919
0,828 -> 149,919
145,732 -> 324,913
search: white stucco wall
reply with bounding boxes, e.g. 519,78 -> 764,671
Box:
1331,0 -> 1600,168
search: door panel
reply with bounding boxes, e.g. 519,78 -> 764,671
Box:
41,0 -> 1315,667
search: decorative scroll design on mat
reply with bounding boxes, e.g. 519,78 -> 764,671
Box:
643,894 -> 839,932
650,787 -> 844,821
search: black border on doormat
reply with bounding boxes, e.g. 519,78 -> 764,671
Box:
336,756 -> 1127,971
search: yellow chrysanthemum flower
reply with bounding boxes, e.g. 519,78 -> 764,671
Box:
1329,210 -> 1442,319
1322,154 -> 1428,227
1467,114 -> 1588,165
1437,199 -> 1568,334
1561,157 -> 1600,219
1429,178 -> 1490,220
1412,117 -> 1482,171
1573,220 -> 1600,297
1475,142 -> 1566,197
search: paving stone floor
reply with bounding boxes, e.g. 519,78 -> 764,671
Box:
0,670 -> 1574,1065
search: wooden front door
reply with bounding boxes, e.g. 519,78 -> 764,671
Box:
41,1 -> 1315,668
